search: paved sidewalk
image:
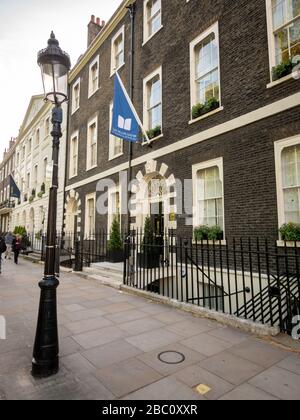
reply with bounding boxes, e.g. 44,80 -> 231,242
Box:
0,258 -> 300,400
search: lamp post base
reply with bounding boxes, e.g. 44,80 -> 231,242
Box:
31,276 -> 60,379
32,357 -> 59,379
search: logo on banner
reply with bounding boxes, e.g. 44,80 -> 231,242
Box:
118,116 -> 132,131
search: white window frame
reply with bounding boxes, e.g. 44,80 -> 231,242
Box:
86,116 -> 98,171
109,102 -> 123,160
266,0 -> 300,82
189,22 -> 221,117
71,78 -> 80,114
35,128 -> 40,147
143,0 -> 163,45
69,131 -> 79,179
110,26 -> 125,76
275,135 -> 300,231
45,117 -> 50,138
85,192 -> 96,238
143,66 -> 163,136
107,185 -> 122,233
88,56 -> 100,98
192,157 -> 225,234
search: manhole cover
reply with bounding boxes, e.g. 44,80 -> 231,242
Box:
158,351 -> 186,365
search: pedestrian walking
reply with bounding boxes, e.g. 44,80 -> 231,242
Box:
5,231 -> 14,260
12,235 -> 21,265
0,235 -> 7,274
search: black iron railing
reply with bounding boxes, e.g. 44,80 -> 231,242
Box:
123,233 -> 300,337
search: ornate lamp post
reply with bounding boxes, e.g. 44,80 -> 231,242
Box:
32,32 -> 71,378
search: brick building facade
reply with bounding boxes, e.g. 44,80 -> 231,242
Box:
64,0 -> 300,242
0,139 -> 16,233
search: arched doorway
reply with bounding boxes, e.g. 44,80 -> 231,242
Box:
132,160 -> 177,233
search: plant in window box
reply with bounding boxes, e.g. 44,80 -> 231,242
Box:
272,58 -> 300,81
146,125 -> 162,140
192,97 -> 220,119
40,183 -> 46,194
194,225 -> 223,242
24,194 -> 28,202
138,216 -> 162,269
29,195 -> 34,203
107,217 -> 124,263
31,188 -> 36,198
279,223 -> 300,242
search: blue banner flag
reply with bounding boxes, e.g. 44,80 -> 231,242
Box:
9,175 -> 21,199
111,73 -> 149,143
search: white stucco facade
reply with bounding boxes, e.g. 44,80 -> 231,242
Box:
11,95 -> 67,234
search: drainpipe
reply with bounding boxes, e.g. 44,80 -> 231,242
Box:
127,2 -> 136,234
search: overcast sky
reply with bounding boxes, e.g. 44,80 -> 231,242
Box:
0,0 -> 122,158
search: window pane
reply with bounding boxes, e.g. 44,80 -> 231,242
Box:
150,105 -> 162,128
282,146 -> 298,187
288,0 -> 300,19
275,27 -> 289,64
149,77 -> 161,108
289,19 -> 300,57
197,166 -> 223,228
273,0 -> 285,28
284,188 -> 300,222
196,33 -> 216,79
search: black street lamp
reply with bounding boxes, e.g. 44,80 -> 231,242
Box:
32,32 -> 71,378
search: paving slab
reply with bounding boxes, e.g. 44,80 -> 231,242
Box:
173,364 -> 235,400
249,366 -> 300,400
65,317 -> 113,335
219,383 -> 279,400
82,340 -> 143,369
125,329 -> 181,352
182,333 -> 233,357
95,358 -> 162,398
166,319 -> 216,337
118,318 -> 165,335
122,377 -> 204,401
228,339 -> 289,368
277,354 -> 300,376
199,352 -> 265,386
72,326 -> 127,350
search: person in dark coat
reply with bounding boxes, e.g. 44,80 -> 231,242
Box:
12,235 -> 21,265
0,236 -> 7,274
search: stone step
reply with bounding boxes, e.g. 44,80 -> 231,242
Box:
77,271 -> 122,290
87,262 -> 124,279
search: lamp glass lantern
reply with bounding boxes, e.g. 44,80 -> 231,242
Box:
38,32 -> 71,105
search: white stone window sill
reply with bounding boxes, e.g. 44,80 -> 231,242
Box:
192,240 -> 227,246
142,25 -> 164,47
142,133 -> 164,146
110,63 -> 125,78
88,87 -> 100,100
86,165 -> 98,172
189,106 -> 224,125
277,240 -> 300,248
267,71 -> 300,89
71,107 -> 80,116
108,152 -> 124,161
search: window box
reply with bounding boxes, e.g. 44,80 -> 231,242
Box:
194,225 -> 224,242
192,98 -> 220,120
272,59 -> 300,82
279,223 -> 300,242
146,125 -> 162,140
